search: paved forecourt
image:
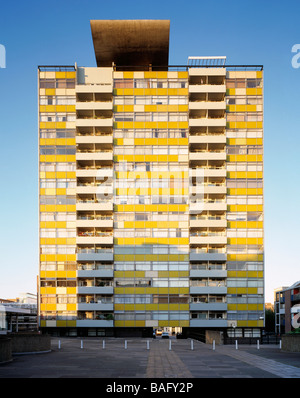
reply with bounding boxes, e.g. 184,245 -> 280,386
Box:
0,337 -> 300,379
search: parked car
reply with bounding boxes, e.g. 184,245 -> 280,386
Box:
161,332 -> 170,339
156,329 -> 163,336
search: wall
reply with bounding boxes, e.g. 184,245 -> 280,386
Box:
0,337 -> 12,363
282,334 -> 300,352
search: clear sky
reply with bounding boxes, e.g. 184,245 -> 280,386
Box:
0,0 -> 299,303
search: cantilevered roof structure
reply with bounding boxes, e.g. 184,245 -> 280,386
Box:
90,20 -> 170,68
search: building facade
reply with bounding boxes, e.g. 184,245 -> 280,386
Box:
38,20 -> 264,338
275,282 -> 300,335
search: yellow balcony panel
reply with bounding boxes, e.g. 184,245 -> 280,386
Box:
158,320 -> 169,327
167,288 -> 179,294
135,320 -> 145,327
45,88 -> 55,96
248,304 -> 259,311
237,304 -> 247,311
237,321 -> 248,327
227,304 -> 237,311
168,304 -> 180,311
45,287 -> 56,294
248,287 -> 258,294
124,304 -> 135,311
124,321 -> 135,327
236,288 -> 247,294
123,288 -> 135,294
46,304 -> 56,312
67,304 -> 77,311
114,321 -> 124,327
179,288 -> 189,294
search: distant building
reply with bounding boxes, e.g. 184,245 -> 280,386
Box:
0,293 -> 37,334
274,282 -> 300,335
265,302 -> 274,311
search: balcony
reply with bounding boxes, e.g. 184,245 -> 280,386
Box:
77,250 -> 114,262
76,202 -> 113,212
189,118 -> 226,127
76,135 -> 113,145
191,184 -> 226,195
76,151 -> 113,161
76,235 -> 113,245
76,168 -> 113,178
190,235 -> 227,245
76,319 -> 114,327
76,217 -> 113,228
189,101 -> 226,110
190,318 -> 227,327
76,118 -> 113,128
189,135 -> 226,145
189,84 -> 226,94
190,302 -> 227,311
77,302 -> 113,311
189,219 -> 227,228
189,151 -> 226,161
189,267 -> 227,278
190,252 -> 227,262
76,83 -> 113,94
77,280 -> 114,295
189,201 -> 227,213
76,101 -> 113,111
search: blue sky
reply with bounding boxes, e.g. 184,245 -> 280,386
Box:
0,0 -> 299,302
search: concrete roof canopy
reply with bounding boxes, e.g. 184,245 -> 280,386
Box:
90,20 -> 170,69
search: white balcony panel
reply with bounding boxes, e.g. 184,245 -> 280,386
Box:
191,185 -> 226,195
77,270 -> 113,278
189,269 -> 227,278
190,286 -> 227,295
189,84 -> 226,94
76,219 -> 113,228
76,135 -> 113,144
189,219 -> 227,228
76,186 -> 113,195
76,152 -> 113,161
76,320 -> 114,327
190,168 -> 226,178
76,118 -> 113,127
77,286 -> 114,295
76,84 -> 113,94
189,101 -> 226,110
76,236 -> 113,245
190,319 -> 227,327
189,68 -> 226,77
189,135 -> 226,144
190,236 -> 227,245
77,303 -> 113,311
190,302 -> 227,311
189,118 -> 226,127
77,253 -> 114,262
189,202 -> 227,213
76,169 -> 113,178
76,203 -> 113,212
190,253 -> 227,262
76,101 -> 113,110
189,152 -> 226,161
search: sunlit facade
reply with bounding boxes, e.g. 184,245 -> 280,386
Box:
38,20 -> 264,338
